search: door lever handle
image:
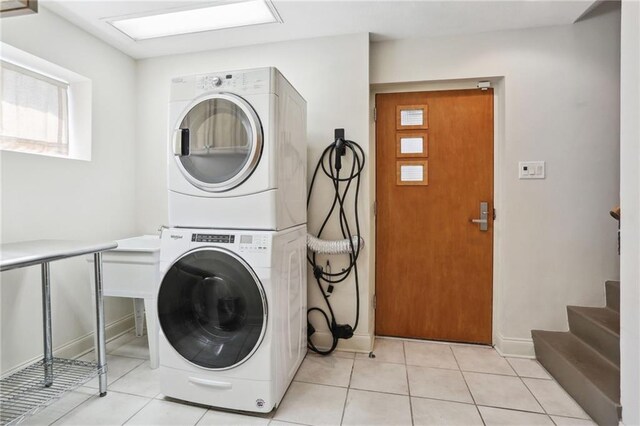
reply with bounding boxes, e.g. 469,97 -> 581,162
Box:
471,202 -> 489,232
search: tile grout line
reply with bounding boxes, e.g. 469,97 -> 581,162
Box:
120,395 -> 155,425
476,402 -> 560,417
42,389 -> 96,425
519,375 -> 552,419
518,376 -> 592,422
49,398 -> 86,425
450,345 -> 486,426
339,388 -> 351,426
348,357 -> 412,396
193,407 -> 209,426
403,340 -> 415,426
451,369 -> 519,378
98,359 -> 148,391
101,388 -> 159,399
529,376 -> 593,420
410,394 -> 477,406
505,357 -> 553,380
106,353 -> 150,361
80,354 -> 146,392
293,378 -> 349,388
549,417 -> 562,426
339,386 -> 416,399
550,414 -> 598,424
270,419 -> 313,426
403,353 -> 524,376
338,354 -> 356,425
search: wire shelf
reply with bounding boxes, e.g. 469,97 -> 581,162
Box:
0,357 -> 102,426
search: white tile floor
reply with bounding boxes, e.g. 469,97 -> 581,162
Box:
23,333 -> 597,426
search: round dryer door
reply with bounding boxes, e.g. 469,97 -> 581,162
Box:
158,248 -> 267,370
173,93 -> 263,192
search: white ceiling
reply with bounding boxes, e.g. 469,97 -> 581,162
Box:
42,0 -> 596,59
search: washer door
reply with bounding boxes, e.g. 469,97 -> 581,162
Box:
158,248 -> 267,370
173,93 -> 263,192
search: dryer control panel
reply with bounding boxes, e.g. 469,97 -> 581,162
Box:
196,70 -> 270,93
171,68 -> 276,101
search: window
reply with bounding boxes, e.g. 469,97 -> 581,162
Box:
0,42 -> 92,161
1,60 -> 70,156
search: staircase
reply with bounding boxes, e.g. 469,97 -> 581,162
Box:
532,280 -> 620,426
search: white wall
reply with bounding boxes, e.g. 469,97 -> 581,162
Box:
134,33 -> 373,351
0,7 -> 137,373
370,3 -> 621,356
620,0 -> 640,424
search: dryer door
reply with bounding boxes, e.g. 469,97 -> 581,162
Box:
158,247 -> 267,370
173,93 -> 263,192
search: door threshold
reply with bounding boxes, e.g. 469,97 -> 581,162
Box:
375,335 -> 493,348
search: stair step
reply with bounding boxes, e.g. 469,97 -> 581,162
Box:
532,330 -> 620,426
567,306 -> 620,366
605,281 -> 620,312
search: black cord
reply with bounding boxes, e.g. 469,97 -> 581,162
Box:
307,137 -> 365,355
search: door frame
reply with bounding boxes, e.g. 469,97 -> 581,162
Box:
369,77 -> 506,350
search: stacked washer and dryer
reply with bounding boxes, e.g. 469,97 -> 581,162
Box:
157,68 -> 307,413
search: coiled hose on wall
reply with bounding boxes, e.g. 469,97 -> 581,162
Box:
306,234 -> 364,255
306,132 -> 365,355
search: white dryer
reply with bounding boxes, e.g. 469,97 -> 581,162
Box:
157,225 -> 307,412
168,67 -> 307,230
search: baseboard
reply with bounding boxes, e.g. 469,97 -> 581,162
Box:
494,333 -> 535,358
308,331 -> 373,353
309,330 -> 534,358
2,314 -> 135,378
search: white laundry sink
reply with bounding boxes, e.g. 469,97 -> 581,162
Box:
88,234 -> 161,368
95,235 -> 161,299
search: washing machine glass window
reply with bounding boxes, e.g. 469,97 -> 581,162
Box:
158,247 -> 267,370
174,94 -> 263,192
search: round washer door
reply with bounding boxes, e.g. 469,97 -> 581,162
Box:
158,248 -> 267,370
173,93 -> 263,192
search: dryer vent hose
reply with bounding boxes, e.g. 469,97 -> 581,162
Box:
307,234 -> 364,255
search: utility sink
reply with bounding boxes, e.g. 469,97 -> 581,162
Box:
88,234 -> 161,368
94,235 -> 161,299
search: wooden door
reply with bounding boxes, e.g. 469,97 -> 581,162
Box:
375,89 -> 494,344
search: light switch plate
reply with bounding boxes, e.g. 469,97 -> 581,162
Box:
519,161 -> 545,179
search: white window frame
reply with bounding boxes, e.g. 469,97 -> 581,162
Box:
0,42 -> 92,161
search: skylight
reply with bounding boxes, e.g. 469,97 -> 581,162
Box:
109,0 -> 281,41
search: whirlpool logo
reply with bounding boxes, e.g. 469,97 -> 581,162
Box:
170,235 -> 183,240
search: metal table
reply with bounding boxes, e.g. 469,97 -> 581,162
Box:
0,240 -> 117,425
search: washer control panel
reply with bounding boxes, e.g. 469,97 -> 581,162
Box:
239,234 -> 270,253
191,233 -> 235,244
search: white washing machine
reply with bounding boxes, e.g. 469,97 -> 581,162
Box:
157,225 -> 307,412
168,67 -> 307,230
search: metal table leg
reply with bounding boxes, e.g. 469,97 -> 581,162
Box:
93,252 -> 108,396
41,262 -> 53,387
